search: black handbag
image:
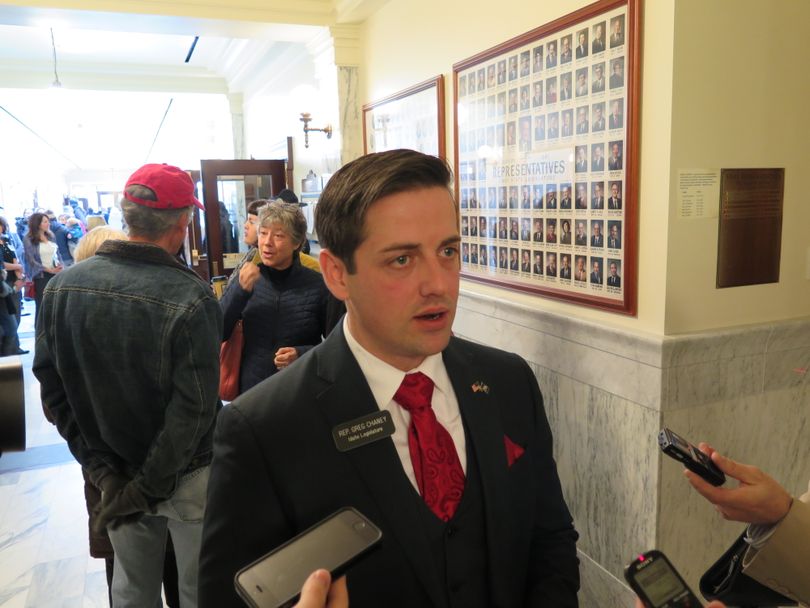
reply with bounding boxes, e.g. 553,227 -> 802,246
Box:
699,532 -> 796,607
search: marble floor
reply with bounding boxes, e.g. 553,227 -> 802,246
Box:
0,307 -> 111,608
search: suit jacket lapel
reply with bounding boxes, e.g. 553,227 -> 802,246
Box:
442,340 -> 514,604
313,326 -> 447,607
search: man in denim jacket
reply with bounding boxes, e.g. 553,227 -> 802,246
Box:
34,164 -> 222,607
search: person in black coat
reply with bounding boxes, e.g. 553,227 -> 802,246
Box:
219,202 -> 331,395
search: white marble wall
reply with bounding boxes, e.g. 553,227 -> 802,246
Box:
337,66 -> 362,165
453,289 -> 810,606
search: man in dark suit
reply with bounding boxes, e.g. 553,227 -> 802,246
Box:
576,30 -> 588,59
533,252 -> 543,275
607,261 -> 621,287
575,221 -> 587,246
545,253 -> 557,277
591,222 -> 604,247
608,142 -> 623,170
560,254 -> 572,279
592,183 -> 605,209
608,223 -> 621,249
200,151 -> 580,607
592,23 -> 606,53
608,182 -> 622,209
590,260 -> 603,284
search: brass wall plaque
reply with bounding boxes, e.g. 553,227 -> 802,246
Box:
717,168 -> 784,288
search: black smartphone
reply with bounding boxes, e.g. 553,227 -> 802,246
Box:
234,507 -> 383,608
658,428 -> 725,486
625,550 -> 702,608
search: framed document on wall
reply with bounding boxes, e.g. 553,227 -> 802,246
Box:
453,0 -> 640,314
363,75 -> 446,158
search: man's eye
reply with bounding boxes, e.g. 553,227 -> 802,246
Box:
393,255 -> 409,266
442,247 -> 459,258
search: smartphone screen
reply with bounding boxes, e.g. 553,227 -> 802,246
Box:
235,507 -> 382,608
626,551 -> 701,608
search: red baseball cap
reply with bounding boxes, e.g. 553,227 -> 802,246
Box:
124,164 -> 204,210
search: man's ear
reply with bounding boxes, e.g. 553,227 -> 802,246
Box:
319,249 -> 349,302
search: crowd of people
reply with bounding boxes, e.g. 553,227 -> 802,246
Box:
24,154 -> 809,608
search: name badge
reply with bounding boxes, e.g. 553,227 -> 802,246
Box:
332,410 -> 396,452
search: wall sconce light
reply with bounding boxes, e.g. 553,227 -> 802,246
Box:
300,112 -> 332,148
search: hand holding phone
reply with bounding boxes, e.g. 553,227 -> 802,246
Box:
235,507 -> 382,608
626,550 -> 702,608
658,428 -> 725,486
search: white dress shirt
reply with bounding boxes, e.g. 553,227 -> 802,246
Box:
343,317 -> 467,492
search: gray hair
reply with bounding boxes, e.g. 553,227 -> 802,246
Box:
120,185 -> 193,240
258,201 -> 307,250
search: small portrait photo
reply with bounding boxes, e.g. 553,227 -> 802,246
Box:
560,183 -> 572,209
520,217 -> 532,241
477,68 -> 486,92
592,101 -> 606,131
496,123 -> 505,146
462,242 -> 470,264
559,72 -> 573,101
498,246 -> 509,269
607,258 -> 622,287
497,92 -> 507,116
533,218 -> 544,242
508,55 -> 519,81
461,215 -> 469,236
509,247 -> 519,271
608,180 -> 623,210
560,218 -> 572,244
509,219 -> 519,240
520,84 -> 531,111
487,245 -> 497,268
575,28 -> 589,59
590,256 -> 604,284
574,254 -> 588,281
609,98 -> 624,129
576,105 -> 589,135
592,21 -> 606,54
478,215 -> 487,239
560,34 -> 573,65
607,220 -> 622,249
545,76 -> 558,104
608,140 -> 623,171
533,251 -> 544,276
486,125 -> 495,147
532,45 -> 544,73
547,112 -> 560,139
459,74 -> 467,97
467,160 -> 477,182
498,186 -> 508,208
575,182 -> 588,209
532,81 -> 543,108
520,248 -> 532,273
591,142 -> 605,172
559,253 -> 572,280
469,215 -> 478,236
575,145 -> 588,173
487,64 -> 497,88
506,121 -> 517,147
520,184 -> 531,209
497,216 -> 508,239
575,67 -> 589,97
560,108 -> 574,138
460,188 -> 469,209
545,218 -> 558,244
532,184 -> 544,209
545,251 -> 558,277
545,184 -> 558,210
610,56 -> 625,89
508,185 -> 519,209
478,243 -> 488,266
483,187 -> 494,209
591,62 -> 606,93
534,115 -> 546,141
574,220 -> 588,246
591,181 -> 605,209
546,40 -> 558,68
508,88 -> 518,113
520,50 -> 531,77
497,59 -> 507,84
610,15 -> 625,48
518,116 -> 532,152
590,219 -> 604,248
487,95 -> 497,119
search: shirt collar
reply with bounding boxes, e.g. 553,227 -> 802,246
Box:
343,316 -> 452,410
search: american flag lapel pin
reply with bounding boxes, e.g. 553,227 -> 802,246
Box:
471,381 -> 490,394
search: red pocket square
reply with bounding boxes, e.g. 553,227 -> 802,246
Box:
504,435 -> 525,467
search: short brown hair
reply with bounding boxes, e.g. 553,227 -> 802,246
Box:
247,199 -> 270,216
314,149 -> 453,273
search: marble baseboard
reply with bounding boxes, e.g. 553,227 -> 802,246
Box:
578,549 -> 636,608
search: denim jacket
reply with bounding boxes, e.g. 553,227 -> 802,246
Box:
33,240 -> 223,500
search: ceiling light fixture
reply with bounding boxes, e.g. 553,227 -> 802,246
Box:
299,112 -> 332,148
50,28 -> 62,88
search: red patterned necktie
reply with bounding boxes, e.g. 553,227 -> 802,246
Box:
394,372 -> 465,521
